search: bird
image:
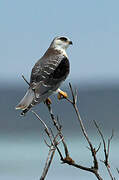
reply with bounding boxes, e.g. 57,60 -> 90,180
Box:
15,36 -> 73,115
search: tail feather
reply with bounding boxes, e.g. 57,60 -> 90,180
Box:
15,88 -> 35,110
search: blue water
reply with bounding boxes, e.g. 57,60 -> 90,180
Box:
0,133 -> 118,180
1,85 -> 119,179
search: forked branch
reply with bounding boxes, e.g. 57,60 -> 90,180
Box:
20,74 -> 115,180
32,110 -> 61,180
94,120 -> 115,180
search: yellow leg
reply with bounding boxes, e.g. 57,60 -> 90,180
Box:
45,97 -> 52,105
57,90 -> 68,100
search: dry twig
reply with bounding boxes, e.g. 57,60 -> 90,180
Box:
31,83 -> 104,180
21,75 -> 115,180
32,110 -> 61,180
45,102 -> 103,179
59,83 -> 103,180
94,120 -> 115,180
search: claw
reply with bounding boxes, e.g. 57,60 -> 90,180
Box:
57,90 -> 68,100
45,98 -> 52,105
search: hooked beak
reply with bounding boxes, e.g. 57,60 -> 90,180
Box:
69,40 -> 73,45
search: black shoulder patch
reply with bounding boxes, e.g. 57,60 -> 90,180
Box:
49,57 -> 70,80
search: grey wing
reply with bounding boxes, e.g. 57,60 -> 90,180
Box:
30,54 -> 67,98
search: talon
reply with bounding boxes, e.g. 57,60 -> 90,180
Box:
58,91 -> 68,100
45,98 -> 52,105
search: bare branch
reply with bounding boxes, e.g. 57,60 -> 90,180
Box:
86,143 -> 101,153
94,121 -> 107,160
96,142 -> 101,153
67,84 -> 99,171
94,120 -> 115,180
40,149 -> 55,180
113,169 -> 119,180
116,168 -> 119,174
32,110 -> 48,130
54,83 -> 104,180
32,110 -> 53,144
45,103 -> 70,158
29,83 -> 116,180
31,110 -> 57,180
74,88 -> 78,104
43,136 -> 51,148
107,130 -> 114,157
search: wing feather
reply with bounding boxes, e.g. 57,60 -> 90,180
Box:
30,49 -> 67,97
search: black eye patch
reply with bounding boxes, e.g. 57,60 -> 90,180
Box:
59,37 -> 68,42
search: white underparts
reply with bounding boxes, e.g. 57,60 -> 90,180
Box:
54,47 -> 68,58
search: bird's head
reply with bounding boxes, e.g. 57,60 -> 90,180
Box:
50,36 -> 73,51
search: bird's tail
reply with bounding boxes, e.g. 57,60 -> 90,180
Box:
15,88 -> 35,111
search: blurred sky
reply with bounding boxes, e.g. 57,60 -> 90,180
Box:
0,0 -> 119,86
